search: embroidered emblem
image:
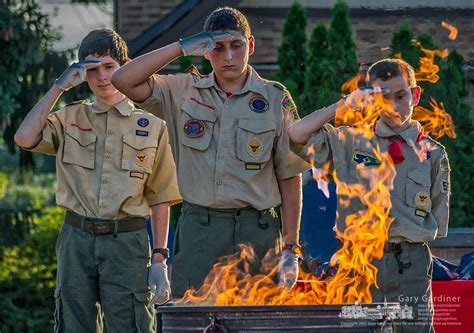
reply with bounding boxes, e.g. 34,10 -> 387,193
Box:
440,156 -> 450,172
352,153 -> 381,167
130,171 -> 144,179
183,119 -> 205,138
249,97 -> 269,113
137,118 -> 149,127
247,138 -> 263,157
281,91 -> 299,120
135,151 -> 148,165
70,124 -> 93,132
136,130 -> 149,137
415,191 -> 430,210
245,163 -> 262,170
415,209 -> 428,217
441,180 -> 450,193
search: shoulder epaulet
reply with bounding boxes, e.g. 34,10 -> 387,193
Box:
422,134 -> 445,150
185,64 -> 204,78
271,81 -> 286,91
65,100 -> 85,107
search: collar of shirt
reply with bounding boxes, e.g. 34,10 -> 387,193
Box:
192,65 -> 268,97
92,98 -> 134,116
374,119 -> 422,147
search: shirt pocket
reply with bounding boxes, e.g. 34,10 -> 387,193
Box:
178,100 -> 217,151
62,126 -> 97,169
236,118 -> 276,163
121,134 -> 158,174
406,168 -> 432,213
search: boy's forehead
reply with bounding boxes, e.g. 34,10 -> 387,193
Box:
372,76 -> 410,93
213,29 -> 247,43
84,54 -> 118,64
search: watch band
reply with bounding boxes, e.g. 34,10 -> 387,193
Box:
282,243 -> 301,254
152,247 -> 170,259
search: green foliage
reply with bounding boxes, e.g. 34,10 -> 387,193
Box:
201,58 -> 213,75
277,1 -> 307,101
390,24 -> 473,227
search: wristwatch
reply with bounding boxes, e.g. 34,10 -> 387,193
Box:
152,247 -> 170,259
282,243 -> 302,254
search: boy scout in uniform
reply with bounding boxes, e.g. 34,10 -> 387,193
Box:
112,7 -> 309,297
288,58 -> 450,332
14,29 -> 181,332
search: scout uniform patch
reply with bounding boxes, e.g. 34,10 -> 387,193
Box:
136,130 -> 149,137
183,119 -> 205,138
415,209 -> 428,217
281,90 -> 299,120
352,153 -> 381,167
245,163 -> 261,170
415,191 -> 430,210
137,118 -> 149,127
130,171 -> 144,179
135,151 -> 148,165
249,97 -> 269,113
440,156 -> 450,172
247,138 -> 263,157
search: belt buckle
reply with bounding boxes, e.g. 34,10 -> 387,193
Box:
93,221 -> 112,235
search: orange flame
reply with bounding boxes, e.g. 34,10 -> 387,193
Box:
415,46 -> 449,84
441,21 -> 458,40
413,98 -> 456,139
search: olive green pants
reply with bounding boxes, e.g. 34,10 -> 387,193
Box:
54,222 -> 155,332
371,242 -> 434,333
171,202 -> 282,297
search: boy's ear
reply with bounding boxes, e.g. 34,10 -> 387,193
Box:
248,35 -> 255,56
412,86 -> 421,106
203,53 -> 210,60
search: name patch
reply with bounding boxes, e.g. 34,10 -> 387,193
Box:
136,130 -> 149,137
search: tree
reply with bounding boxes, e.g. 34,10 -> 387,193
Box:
277,1 -> 307,100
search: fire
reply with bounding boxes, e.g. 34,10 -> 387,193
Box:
441,21 -> 458,40
415,46 -> 449,84
413,98 -> 456,139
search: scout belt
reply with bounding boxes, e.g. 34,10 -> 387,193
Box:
65,211 -> 146,236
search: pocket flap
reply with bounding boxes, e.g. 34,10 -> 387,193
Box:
238,118 -> 276,134
123,134 -> 158,150
65,126 -> 96,147
407,169 -> 430,186
181,100 -> 217,122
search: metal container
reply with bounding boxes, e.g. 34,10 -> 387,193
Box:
158,303 -> 412,332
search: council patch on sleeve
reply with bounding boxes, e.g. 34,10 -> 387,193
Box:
281,90 -> 299,120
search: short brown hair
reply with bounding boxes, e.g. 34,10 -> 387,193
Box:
78,29 -> 128,65
367,58 -> 417,88
203,7 -> 251,39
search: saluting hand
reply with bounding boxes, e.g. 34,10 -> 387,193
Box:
55,60 -> 101,91
148,262 -> 171,305
342,86 -> 391,110
178,31 -> 234,56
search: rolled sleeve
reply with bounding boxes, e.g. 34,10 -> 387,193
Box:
145,122 -> 182,207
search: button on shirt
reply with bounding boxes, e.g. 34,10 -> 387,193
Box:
27,98 -> 182,219
138,66 -> 309,210
295,117 -> 450,243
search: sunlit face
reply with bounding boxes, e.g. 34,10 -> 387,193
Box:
372,75 -> 421,131
206,30 -> 254,82
84,54 -> 122,100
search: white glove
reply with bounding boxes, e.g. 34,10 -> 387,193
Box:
342,86 -> 391,109
178,31 -> 234,56
278,250 -> 300,289
148,262 -> 171,305
55,60 -> 101,91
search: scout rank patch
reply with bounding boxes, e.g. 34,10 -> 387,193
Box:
247,138 -> 263,157
440,156 -> 450,172
137,118 -> 149,127
281,91 -> 299,120
183,119 -> 205,138
415,191 -> 430,210
249,97 -> 269,113
130,171 -> 144,179
352,153 -> 381,167
135,151 -> 148,165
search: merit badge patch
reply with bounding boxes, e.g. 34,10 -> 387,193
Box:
136,130 -> 149,137
249,97 -> 269,113
415,191 -> 430,210
245,163 -> 262,170
130,171 -> 144,179
415,209 -> 428,218
135,151 -> 148,165
183,119 -> 205,138
137,118 -> 149,127
441,180 -> 450,193
247,138 -> 263,157
440,156 -> 450,172
352,153 -> 381,167
281,91 -> 299,120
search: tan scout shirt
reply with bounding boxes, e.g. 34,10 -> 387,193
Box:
138,66 -> 309,210
28,98 -> 181,219
297,117 -> 450,243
